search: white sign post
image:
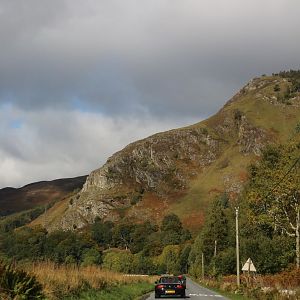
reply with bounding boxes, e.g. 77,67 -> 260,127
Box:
242,258 -> 257,273
242,258 -> 257,285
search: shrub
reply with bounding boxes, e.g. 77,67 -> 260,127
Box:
130,193 -> 142,205
102,250 -> 134,273
214,247 -> 236,275
274,84 -> 281,92
0,262 -> 44,299
234,109 -> 243,121
81,248 -> 102,267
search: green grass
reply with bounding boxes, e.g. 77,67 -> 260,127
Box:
0,206 -> 45,232
223,76 -> 300,141
65,282 -> 153,300
169,145 -> 253,232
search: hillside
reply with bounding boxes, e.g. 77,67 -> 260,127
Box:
0,176 -> 87,216
32,73 -> 300,232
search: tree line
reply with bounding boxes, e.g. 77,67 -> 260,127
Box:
0,212 -> 191,274
0,129 -> 299,277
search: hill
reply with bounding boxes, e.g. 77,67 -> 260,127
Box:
0,176 -> 87,216
31,72 -> 300,232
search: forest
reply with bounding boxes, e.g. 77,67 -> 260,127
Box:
1,128 -> 299,278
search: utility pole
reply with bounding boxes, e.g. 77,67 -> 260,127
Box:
214,240 -> 217,257
213,240 -> 217,275
235,207 -> 240,288
201,252 -> 204,280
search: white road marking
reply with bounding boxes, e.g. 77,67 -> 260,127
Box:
189,294 -> 224,297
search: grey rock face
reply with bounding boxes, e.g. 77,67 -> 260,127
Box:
237,115 -> 266,156
51,78 -> 282,232
56,127 -> 227,230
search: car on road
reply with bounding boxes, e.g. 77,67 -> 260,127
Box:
155,275 -> 186,298
177,275 -> 186,288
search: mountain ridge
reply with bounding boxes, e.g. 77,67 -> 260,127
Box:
0,176 -> 87,216
29,73 -> 300,232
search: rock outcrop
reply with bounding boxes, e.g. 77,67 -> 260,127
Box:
45,74 -> 300,231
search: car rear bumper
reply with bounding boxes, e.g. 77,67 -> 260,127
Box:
155,288 -> 185,296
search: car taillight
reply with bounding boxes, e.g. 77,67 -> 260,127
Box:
157,285 -> 164,289
176,284 -> 183,289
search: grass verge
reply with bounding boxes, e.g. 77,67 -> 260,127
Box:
24,262 -> 156,299
200,284 -> 251,300
65,282 -> 153,300
190,277 -> 251,300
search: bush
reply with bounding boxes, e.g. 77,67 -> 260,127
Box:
102,250 -> 134,273
157,245 -> 181,275
0,262 -> 44,299
274,84 -> 281,92
81,248 -> 102,267
214,247 -> 236,275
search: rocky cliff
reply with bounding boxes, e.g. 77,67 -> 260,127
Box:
37,73 -> 300,232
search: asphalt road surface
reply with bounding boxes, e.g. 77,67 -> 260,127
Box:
147,277 -> 228,300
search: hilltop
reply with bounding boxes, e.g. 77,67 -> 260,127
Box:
0,176 -> 87,216
31,72 -> 300,232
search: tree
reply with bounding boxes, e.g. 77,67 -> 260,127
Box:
247,139 -> 300,268
160,213 -> 191,246
214,247 -> 236,275
161,214 -> 183,232
129,221 -> 157,254
112,223 -> 135,250
159,245 -> 181,274
178,244 -> 191,273
81,247 -> 102,266
240,235 -> 294,273
187,194 -> 233,277
201,196 -> 230,261
142,233 -> 164,257
102,250 -> 134,273
132,252 -> 155,274
188,235 -> 203,278
1,226 -> 47,260
44,230 -> 94,264
91,220 -> 114,247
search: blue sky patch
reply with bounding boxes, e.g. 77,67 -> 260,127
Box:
10,119 -> 23,129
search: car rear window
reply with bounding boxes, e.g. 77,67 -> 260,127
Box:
160,277 -> 180,284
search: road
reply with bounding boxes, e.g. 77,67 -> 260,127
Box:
146,277 -> 228,300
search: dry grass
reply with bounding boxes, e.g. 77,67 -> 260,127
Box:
202,269 -> 300,299
24,261 -> 156,299
258,269 -> 300,289
29,196 -> 72,230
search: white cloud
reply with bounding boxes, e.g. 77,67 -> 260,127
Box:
0,105 -> 196,187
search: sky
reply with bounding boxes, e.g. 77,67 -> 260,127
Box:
0,0 -> 300,188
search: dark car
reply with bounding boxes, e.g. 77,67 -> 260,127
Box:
177,275 -> 186,288
155,275 -> 186,298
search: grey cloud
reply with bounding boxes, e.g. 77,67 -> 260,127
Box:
0,0 -> 299,117
1,0 -> 300,187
